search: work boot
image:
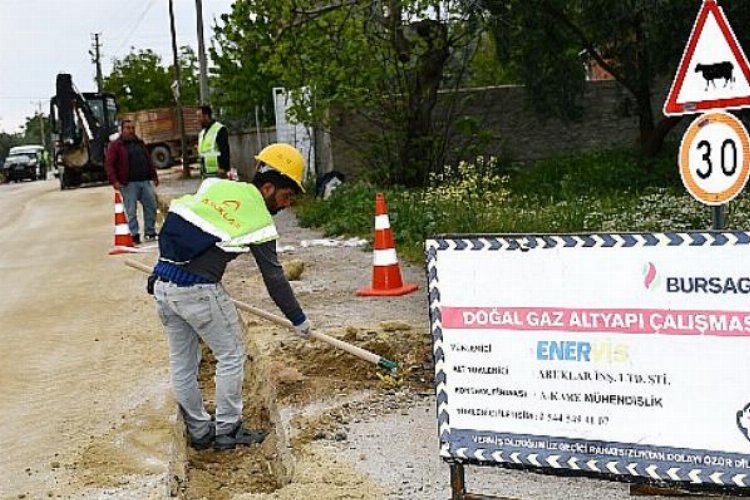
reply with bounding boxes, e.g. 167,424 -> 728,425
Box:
188,422 -> 215,451
144,233 -> 157,242
214,422 -> 268,451
132,234 -> 141,245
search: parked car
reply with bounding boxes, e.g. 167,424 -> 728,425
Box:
3,145 -> 47,182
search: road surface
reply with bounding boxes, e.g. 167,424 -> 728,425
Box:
0,179 -> 174,498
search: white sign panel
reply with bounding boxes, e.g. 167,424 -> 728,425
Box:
273,87 -> 315,181
679,112 -> 750,206
427,233 -> 750,490
664,0 -> 750,115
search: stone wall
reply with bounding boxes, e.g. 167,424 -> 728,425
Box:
229,80 -> 683,183
443,81 -> 641,162
227,127 -> 276,180
325,80 -> 675,180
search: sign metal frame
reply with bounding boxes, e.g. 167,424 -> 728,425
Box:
678,111 -> 750,206
663,0 -> 750,116
426,232 -> 750,497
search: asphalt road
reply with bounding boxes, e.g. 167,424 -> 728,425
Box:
0,179 -> 173,498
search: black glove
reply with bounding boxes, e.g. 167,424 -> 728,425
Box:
147,274 -> 157,295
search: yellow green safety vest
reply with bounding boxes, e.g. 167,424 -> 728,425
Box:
169,178 -> 277,252
198,121 -> 225,175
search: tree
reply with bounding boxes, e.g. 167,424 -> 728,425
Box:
0,111 -> 50,165
462,31 -> 514,88
481,0 -> 750,157
210,2 -> 279,125
103,47 -> 200,112
178,46 -> 201,106
0,132 -> 22,160
212,0 -> 488,186
21,112 -> 51,147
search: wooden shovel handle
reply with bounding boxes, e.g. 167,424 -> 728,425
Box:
123,258 -> 397,371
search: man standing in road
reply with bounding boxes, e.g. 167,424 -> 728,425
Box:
197,105 -> 231,179
150,143 -> 311,451
106,119 -> 160,244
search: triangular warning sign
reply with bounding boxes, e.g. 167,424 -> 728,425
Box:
664,0 -> 750,116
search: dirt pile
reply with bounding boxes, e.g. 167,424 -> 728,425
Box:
179,317 -> 432,498
282,259 -> 305,281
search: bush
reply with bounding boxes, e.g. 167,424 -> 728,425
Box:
295,147 -> 745,263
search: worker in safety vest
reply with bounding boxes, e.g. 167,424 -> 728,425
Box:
197,105 -> 230,178
150,143 -> 309,451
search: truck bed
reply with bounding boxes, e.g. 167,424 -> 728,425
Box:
122,106 -> 201,144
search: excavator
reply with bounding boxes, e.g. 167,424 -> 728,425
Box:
49,73 -> 118,189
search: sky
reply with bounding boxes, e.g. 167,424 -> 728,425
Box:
0,0 -> 234,133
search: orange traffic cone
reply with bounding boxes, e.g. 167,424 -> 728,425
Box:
357,193 -> 418,297
108,191 -> 136,255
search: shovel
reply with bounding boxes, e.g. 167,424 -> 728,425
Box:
124,258 -> 399,373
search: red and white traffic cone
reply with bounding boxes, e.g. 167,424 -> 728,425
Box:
108,191 -> 137,255
357,193 -> 418,297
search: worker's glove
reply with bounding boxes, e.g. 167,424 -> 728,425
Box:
227,168 -> 239,181
146,274 -> 157,295
293,318 -> 312,338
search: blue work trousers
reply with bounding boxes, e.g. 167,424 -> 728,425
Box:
153,281 -> 246,439
120,181 -> 157,238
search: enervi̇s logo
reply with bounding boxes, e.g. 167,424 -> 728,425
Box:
642,262 -> 661,290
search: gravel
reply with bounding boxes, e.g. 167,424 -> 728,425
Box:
326,392 -> 706,500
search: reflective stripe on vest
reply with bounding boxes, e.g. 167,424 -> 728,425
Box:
169,178 -> 277,253
198,121 -> 224,174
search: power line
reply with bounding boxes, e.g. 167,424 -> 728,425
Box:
0,96 -> 49,100
117,0 -> 158,52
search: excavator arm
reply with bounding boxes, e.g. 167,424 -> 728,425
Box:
50,73 -> 118,188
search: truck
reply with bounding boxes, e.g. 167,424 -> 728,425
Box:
49,73 -> 119,190
119,106 -> 201,169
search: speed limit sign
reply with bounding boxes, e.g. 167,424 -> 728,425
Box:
679,112 -> 750,206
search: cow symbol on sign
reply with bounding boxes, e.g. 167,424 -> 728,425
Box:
695,61 -> 735,90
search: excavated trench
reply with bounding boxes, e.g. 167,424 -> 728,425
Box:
152,185 -> 433,498
154,190 -> 294,498
172,327 -> 293,499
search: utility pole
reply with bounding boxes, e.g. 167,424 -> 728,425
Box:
90,33 -> 104,93
195,0 -> 210,104
169,0 -> 190,178
36,101 -> 46,148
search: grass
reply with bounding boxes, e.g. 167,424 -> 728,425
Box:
294,146 -> 750,262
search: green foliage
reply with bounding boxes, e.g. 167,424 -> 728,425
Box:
462,31 -> 514,87
0,114 -> 49,160
211,0 -> 497,186
102,46 -> 199,112
295,146 -> 726,262
21,112 -> 51,147
295,183 -> 381,237
210,2 -> 278,125
480,0 -> 750,153
177,46 -> 201,106
0,131 -> 22,160
421,157 -> 511,232
508,147 -> 680,200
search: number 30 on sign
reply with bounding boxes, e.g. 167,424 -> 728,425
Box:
679,112 -> 750,206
